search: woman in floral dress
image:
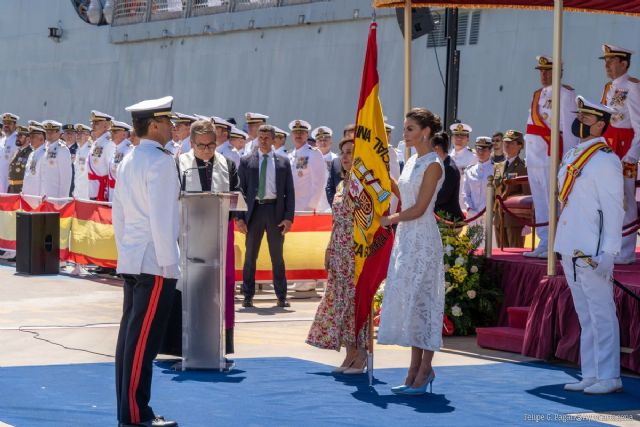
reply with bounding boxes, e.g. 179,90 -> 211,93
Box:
306,138 -> 367,373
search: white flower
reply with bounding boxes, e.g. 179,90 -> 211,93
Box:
444,264 -> 451,272
451,305 -> 463,317
444,244 -> 454,256
470,265 -> 478,274
454,256 -> 465,266
467,290 -> 477,299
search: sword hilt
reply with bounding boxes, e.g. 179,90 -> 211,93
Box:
573,249 -> 598,269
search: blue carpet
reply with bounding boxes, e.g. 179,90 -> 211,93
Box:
1,358 -> 639,426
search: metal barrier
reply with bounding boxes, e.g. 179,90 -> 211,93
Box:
112,0 -> 328,25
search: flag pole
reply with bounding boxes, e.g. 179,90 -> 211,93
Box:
368,302 -> 374,386
403,0 -> 412,161
547,0 -> 563,276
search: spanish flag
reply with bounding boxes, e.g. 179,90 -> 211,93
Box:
351,22 -> 394,337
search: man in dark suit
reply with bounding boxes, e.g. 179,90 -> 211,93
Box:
493,130 -> 530,248
325,156 -> 342,206
432,132 -> 464,221
237,124 -> 295,308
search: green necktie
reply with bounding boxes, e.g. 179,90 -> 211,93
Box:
258,154 -> 268,200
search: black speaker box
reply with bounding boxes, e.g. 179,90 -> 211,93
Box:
396,7 -> 435,40
16,212 -> 60,275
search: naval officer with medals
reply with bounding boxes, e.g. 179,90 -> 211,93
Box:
599,44 -> 640,264
88,110 -> 116,201
7,125 -> 32,194
555,96 -> 624,395
107,120 -> 134,201
112,96 -> 180,427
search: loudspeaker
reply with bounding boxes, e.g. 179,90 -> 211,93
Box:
16,212 -> 60,275
396,7 -> 435,40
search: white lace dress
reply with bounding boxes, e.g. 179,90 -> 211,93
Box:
377,152 -> 446,351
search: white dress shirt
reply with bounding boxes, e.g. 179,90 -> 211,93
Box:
257,149 -> 277,200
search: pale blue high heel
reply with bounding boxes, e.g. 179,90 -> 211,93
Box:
399,370 -> 436,395
391,384 -> 410,394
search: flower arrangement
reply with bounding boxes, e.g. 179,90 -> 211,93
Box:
439,216 -> 503,335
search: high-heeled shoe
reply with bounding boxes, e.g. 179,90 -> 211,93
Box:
342,357 -> 367,374
332,365 -> 350,374
399,370 -> 436,395
391,384 -> 410,394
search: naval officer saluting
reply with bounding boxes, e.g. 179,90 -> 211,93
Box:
555,96 -> 624,395
112,96 -> 180,427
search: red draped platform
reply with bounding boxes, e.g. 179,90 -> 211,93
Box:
478,249 -> 640,374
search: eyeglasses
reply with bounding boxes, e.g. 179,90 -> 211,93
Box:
195,143 -> 216,150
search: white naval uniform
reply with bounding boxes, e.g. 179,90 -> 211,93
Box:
524,84 -> 578,251
449,146 -> 477,212
179,136 -> 191,154
73,142 -> 92,200
0,131 -> 19,192
554,136 -> 623,381
289,143 -> 327,211
22,144 -> 46,196
388,146 -> 401,214
601,73 -> 640,262
216,140 -> 240,168
22,141 -> 72,198
462,158 -> 492,217
112,139 -> 180,279
165,141 -> 181,158
274,146 -> 288,158
242,138 -> 258,156
88,132 -> 116,200
108,140 -> 134,201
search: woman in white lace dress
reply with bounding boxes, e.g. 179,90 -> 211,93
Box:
378,108 -> 445,396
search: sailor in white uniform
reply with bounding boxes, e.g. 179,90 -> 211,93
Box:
73,123 -> 92,200
462,137 -> 493,220
213,116 -> 240,168
449,122 -> 477,212
230,127 -> 249,157
273,126 -> 289,158
0,113 -> 20,193
288,119 -> 327,211
311,126 -> 336,212
524,55 -> 578,258
174,112 -> 196,155
555,96 -> 624,395
599,44 -> 640,264
243,112 -> 269,155
113,96 -> 180,427
88,111 -> 116,201
22,124 -> 47,197
107,120 -> 134,201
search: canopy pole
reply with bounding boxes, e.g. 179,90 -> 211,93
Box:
403,0 -> 412,161
547,0 -> 563,276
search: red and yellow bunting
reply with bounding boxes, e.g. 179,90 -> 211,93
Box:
558,142 -> 609,204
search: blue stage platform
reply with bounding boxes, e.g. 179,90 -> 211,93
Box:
1,358 -> 638,426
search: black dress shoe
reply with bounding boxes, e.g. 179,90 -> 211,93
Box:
242,298 -> 254,308
277,298 -> 290,308
120,416 -> 178,427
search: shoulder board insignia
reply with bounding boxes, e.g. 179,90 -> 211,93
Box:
601,146 -> 613,153
156,147 -> 172,155
562,84 -> 574,91
629,77 -> 640,84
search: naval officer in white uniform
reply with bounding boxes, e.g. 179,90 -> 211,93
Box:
0,113 -> 20,193
107,120 -> 134,201
88,110 -> 116,201
462,137 -> 493,221
599,44 -> 640,264
73,123 -> 92,200
524,55 -> 578,258
113,96 -> 180,427
449,122 -> 477,213
273,126 -> 289,158
555,96 -> 624,395
243,112 -> 269,155
288,119 -> 327,211
213,116 -> 241,168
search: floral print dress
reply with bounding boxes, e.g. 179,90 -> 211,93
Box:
306,180 -> 367,350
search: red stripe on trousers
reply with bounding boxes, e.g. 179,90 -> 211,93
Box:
128,275 -> 163,423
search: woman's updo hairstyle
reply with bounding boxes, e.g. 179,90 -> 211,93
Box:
405,107 -> 442,136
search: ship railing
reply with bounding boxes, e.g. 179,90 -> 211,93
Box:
112,0 -> 328,26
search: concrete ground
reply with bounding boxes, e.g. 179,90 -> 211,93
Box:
0,262 -> 534,370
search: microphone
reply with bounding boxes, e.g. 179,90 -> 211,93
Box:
181,163 -> 210,192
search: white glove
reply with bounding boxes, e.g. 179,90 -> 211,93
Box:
162,263 -> 181,279
621,154 -> 638,165
593,253 -> 614,278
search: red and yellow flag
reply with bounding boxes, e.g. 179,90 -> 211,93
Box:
350,22 -> 394,337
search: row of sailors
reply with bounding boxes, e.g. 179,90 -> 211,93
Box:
0,111 -> 344,213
